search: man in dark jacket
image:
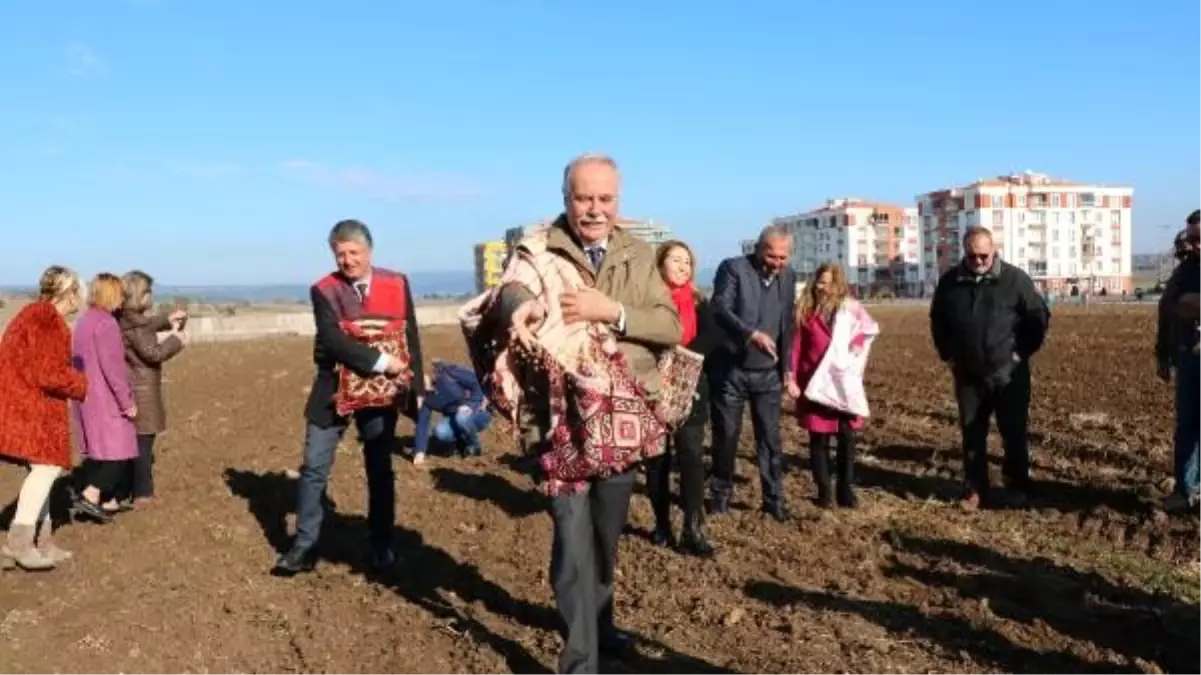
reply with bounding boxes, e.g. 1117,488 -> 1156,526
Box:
1155,209 -> 1200,511
272,220 -> 425,577
412,359 -> 491,463
709,224 -> 797,521
930,226 -> 1050,510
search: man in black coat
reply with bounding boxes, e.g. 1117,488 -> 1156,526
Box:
930,226 -> 1050,510
1155,209 -> 1200,511
709,224 -> 797,521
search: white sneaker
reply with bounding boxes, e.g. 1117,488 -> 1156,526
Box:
412,452 -> 427,466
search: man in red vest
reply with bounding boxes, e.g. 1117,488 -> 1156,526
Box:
272,219 -> 425,576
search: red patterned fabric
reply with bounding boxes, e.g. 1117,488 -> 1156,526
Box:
459,231 -> 704,496
333,317 -> 411,417
536,330 -> 669,495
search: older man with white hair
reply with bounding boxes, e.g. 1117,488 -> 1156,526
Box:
272,219 -> 425,577
484,154 -> 682,673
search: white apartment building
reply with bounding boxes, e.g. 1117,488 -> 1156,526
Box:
770,198 -> 922,296
917,171 -> 1134,294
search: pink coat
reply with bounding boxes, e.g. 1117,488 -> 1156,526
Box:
72,308 -> 137,461
790,308 -> 869,433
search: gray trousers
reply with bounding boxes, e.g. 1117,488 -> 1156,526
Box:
550,469 -> 636,674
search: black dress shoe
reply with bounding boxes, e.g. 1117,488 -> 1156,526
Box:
650,523 -> 676,549
271,547 -> 316,577
707,495 -> 730,516
599,630 -> 634,657
679,530 -> 716,559
761,503 -> 790,523
73,497 -> 112,524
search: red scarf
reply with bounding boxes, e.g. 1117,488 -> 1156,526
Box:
669,282 -> 698,346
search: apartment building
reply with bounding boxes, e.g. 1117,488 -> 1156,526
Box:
917,171 -> 1134,294
770,198 -> 922,296
472,241 -> 507,293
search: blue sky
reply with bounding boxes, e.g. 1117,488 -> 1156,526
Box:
1,0 -> 1197,285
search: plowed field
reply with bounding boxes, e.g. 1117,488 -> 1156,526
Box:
2,304 -> 1197,673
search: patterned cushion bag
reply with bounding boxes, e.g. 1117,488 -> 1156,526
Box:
333,317 -> 411,417
654,345 -> 705,429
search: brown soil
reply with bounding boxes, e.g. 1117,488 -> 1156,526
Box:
2,304 -> 1197,673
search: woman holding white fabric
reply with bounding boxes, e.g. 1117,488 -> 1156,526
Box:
787,262 -> 879,509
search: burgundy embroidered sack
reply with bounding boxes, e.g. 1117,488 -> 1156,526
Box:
333,317 -> 412,417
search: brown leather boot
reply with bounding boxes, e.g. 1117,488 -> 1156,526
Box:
2,525 -> 56,571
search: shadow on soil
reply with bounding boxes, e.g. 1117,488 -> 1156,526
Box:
882,532 -> 1200,675
223,468 -> 730,674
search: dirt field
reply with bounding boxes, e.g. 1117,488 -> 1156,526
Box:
2,304 -> 1197,674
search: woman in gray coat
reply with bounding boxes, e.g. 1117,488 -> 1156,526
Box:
117,270 -> 187,504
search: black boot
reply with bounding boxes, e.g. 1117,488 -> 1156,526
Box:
809,433 -> 833,508
835,423 -> 858,509
679,510 -> 715,558
647,456 -> 676,548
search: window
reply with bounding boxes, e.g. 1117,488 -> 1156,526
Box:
1069,211 -> 1077,225
1110,210 -> 1121,225
1018,247 -> 1026,258
1017,195 -> 1026,207
1078,192 -> 1096,207
1051,193 -> 1061,208
1051,212 -> 1060,225
1018,227 -> 1026,238
1082,210 -> 1091,222
1052,229 -> 1059,241
992,210 -> 1004,226
1070,262 -> 1077,276
991,195 -> 1003,208
1052,246 -> 1059,259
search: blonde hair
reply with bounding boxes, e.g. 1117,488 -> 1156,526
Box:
121,270 -> 155,313
38,265 -> 81,302
798,262 -> 850,323
88,273 -> 125,312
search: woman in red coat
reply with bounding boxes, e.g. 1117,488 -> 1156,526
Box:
0,266 -> 88,571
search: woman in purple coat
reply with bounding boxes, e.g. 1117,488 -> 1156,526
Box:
71,273 -> 138,523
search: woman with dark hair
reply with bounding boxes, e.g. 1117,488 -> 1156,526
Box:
645,239 -> 721,558
0,266 -> 88,570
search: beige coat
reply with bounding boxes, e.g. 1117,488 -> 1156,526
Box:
497,215 -> 682,393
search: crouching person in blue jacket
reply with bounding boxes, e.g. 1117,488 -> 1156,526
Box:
412,359 -> 492,464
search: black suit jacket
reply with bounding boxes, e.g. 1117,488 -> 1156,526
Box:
709,254 -> 796,378
304,275 -> 425,428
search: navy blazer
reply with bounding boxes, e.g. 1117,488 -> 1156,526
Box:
710,254 -> 796,377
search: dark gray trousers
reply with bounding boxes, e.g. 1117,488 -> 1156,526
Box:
549,469 -> 636,674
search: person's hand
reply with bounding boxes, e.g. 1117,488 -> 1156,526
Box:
786,380 -> 801,399
384,357 -> 405,377
1157,362 -> 1172,383
510,299 -> 547,350
123,405 -> 138,419
173,329 -> 189,346
560,287 -> 620,326
748,330 -> 778,360
169,309 -> 188,327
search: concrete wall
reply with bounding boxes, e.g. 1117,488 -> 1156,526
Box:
162,304 -> 465,343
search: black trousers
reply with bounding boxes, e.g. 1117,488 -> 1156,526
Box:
78,458 -> 130,499
954,361 -> 1032,495
646,416 -> 706,528
710,366 -> 784,508
550,470 -> 635,674
808,417 -> 857,503
115,434 -> 157,503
